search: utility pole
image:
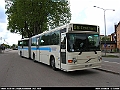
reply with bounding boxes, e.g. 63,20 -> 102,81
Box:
93,6 -> 115,56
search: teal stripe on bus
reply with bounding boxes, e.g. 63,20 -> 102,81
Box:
18,47 -> 51,52
31,47 -> 51,52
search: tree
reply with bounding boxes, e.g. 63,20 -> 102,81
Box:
5,0 -> 71,38
101,36 -> 110,41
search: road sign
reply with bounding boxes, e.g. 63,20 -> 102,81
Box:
104,44 -> 107,47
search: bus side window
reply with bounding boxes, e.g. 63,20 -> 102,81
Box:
31,37 -> 37,46
39,35 -> 44,46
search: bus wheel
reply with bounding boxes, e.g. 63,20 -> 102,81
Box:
20,51 -> 22,57
33,54 -> 36,62
50,57 -> 57,71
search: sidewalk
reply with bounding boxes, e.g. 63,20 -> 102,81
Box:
0,49 -> 12,54
96,61 -> 120,75
5,49 -> 12,52
101,52 -> 120,57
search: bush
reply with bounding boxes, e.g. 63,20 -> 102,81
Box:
102,55 -> 119,58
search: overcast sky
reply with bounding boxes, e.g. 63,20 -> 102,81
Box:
0,0 -> 120,45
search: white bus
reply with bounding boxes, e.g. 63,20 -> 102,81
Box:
18,23 -> 102,71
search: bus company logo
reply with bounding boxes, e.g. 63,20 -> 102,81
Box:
86,56 -> 91,58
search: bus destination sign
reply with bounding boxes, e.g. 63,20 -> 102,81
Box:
73,24 -> 97,32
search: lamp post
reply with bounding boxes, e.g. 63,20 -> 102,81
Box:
0,37 -> 2,45
93,6 -> 115,56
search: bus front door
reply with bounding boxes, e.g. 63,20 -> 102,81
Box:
60,33 -> 67,70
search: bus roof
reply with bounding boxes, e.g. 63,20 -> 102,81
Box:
31,24 -> 69,38
31,23 -> 99,38
18,38 -> 29,41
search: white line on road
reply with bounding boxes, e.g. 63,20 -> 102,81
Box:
103,61 -> 120,65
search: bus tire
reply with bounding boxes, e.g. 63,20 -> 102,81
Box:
50,56 -> 57,71
33,53 -> 36,62
20,51 -> 22,57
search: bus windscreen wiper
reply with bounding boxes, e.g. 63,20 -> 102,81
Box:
94,50 -> 97,54
93,46 -> 97,54
78,50 -> 82,55
78,47 -> 86,55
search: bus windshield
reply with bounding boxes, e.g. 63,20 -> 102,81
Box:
67,33 -> 100,52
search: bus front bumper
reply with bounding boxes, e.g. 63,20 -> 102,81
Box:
64,62 -> 102,72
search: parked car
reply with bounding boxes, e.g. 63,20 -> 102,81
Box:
13,47 -> 18,50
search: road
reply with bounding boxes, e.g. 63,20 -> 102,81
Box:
102,57 -> 120,63
0,50 -> 120,87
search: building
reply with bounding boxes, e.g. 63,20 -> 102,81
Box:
101,41 -> 116,52
100,33 -> 117,52
116,21 -> 120,50
100,35 -> 104,41
111,32 -> 116,42
101,21 -> 120,52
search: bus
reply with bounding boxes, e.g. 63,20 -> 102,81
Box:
18,23 -> 102,72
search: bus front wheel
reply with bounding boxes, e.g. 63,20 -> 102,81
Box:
50,57 -> 57,71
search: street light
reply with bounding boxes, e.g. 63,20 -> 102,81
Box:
0,37 -> 2,45
93,6 -> 115,56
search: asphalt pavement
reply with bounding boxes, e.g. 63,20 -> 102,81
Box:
102,57 -> 120,63
97,61 -> 120,75
99,52 -> 120,75
0,50 -> 120,87
1,50 -> 120,75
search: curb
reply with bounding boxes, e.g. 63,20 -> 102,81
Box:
5,49 -> 12,52
95,68 -> 120,75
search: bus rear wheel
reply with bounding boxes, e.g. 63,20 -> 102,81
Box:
33,54 -> 36,62
50,57 -> 57,71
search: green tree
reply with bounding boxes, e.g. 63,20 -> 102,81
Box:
11,44 -> 18,49
5,0 -> 71,38
101,36 -> 110,41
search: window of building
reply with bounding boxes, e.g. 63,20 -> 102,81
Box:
107,44 -> 110,47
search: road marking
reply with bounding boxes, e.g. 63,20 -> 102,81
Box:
103,61 -> 120,65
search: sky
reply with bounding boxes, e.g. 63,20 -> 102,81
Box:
0,0 -> 120,45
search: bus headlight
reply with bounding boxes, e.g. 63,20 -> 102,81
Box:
68,58 -> 77,63
98,56 -> 102,61
73,58 -> 77,63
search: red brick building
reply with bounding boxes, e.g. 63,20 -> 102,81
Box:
116,22 -> 120,50
100,33 -> 117,52
101,41 -> 116,52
